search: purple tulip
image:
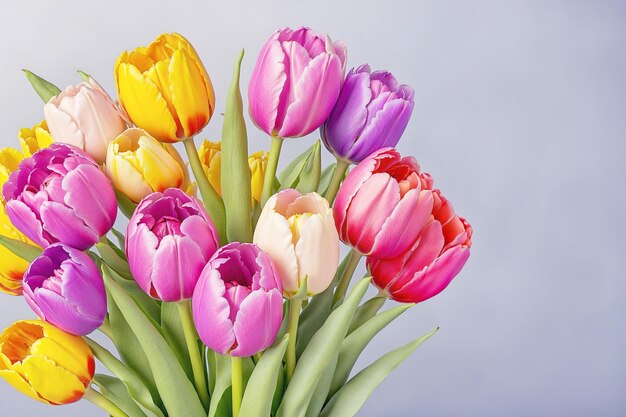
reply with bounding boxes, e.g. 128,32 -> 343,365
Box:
248,27 -> 347,138
126,188 -> 219,302
2,143 -> 117,250
22,244 -> 106,335
321,65 -> 415,163
192,242 -> 283,357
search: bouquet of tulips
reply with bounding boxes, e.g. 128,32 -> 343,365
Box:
0,27 -> 472,417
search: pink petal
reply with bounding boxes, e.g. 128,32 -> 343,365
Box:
180,215 -> 219,262
151,235 -> 205,301
39,201 -> 99,250
5,200 -> 48,247
231,289 -> 283,357
126,225 -> 158,297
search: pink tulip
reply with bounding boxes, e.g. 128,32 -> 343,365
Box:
334,147 -> 434,259
192,242 -> 283,357
248,27 -> 347,138
368,189 -> 473,303
126,188 -> 219,302
44,78 -> 128,163
254,189 -> 340,296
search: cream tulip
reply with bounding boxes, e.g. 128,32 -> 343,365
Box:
253,189 -> 339,296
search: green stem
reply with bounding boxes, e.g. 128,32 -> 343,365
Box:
84,387 -> 128,417
333,250 -> 363,305
231,356 -> 243,417
183,137 -> 227,244
261,136 -> 284,206
177,300 -> 210,410
99,319 -> 113,340
285,297 -> 303,382
324,158 -> 350,205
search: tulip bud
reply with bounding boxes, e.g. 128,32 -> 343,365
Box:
0,320 -> 94,405
254,189 -> 339,296
126,188 -> 219,301
368,190 -> 472,303
23,244 -> 106,335
192,242 -> 283,357
44,78 -> 128,163
248,27 -> 347,138
2,144 -> 117,250
18,121 -> 53,158
115,33 -> 215,142
334,147 -> 434,260
321,65 -> 415,163
198,140 -> 268,206
106,128 -> 192,203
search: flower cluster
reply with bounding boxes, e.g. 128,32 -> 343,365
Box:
0,27 -> 472,417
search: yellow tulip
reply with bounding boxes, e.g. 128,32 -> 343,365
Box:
0,320 -> 94,405
0,148 -> 37,296
106,128 -> 193,203
115,33 -> 215,143
198,140 -> 268,206
18,121 -> 53,158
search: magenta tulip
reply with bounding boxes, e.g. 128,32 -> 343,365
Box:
368,190 -> 473,303
321,65 -> 415,163
248,27 -> 347,138
126,188 -> 219,302
334,147 -> 434,259
192,242 -> 283,357
22,244 -> 106,335
2,143 -> 117,250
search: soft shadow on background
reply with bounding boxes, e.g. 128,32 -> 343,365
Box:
1,1 -> 625,416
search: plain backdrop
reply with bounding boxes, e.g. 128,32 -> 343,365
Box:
0,1 -> 625,416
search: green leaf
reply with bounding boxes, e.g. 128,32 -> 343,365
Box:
86,338 -> 165,417
239,336 -> 289,417
96,242 -> 132,279
110,228 -> 126,249
329,304 -> 413,398
78,70 -> 91,81
320,328 -> 439,417
208,353 -> 232,417
0,235 -> 41,262
278,141 -> 318,190
276,277 -> 371,417
347,296 -> 386,334
295,140 -> 321,194
271,359 -> 286,416
106,287 -> 160,405
103,266 -> 206,417
221,49 -> 253,243
160,302 -> 194,382
22,69 -> 61,102
105,266 -> 161,326
305,354 -> 338,417
115,188 -> 138,219
93,374 -> 148,417
317,164 -> 336,196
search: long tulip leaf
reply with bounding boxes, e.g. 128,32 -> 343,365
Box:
221,50 -> 253,243
208,353 -> 232,417
96,242 -> 132,279
347,295 -> 387,334
239,335 -> 289,417
278,141 -> 318,189
317,163 -> 336,196
329,304 -> 413,398
0,235 -> 41,262
276,277 -> 371,417
305,353 -> 338,417
320,328 -> 439,417
93,374 -> 149,417
103,266 -> 207,417
86,338 -> 165,417
22,69 -> 61,102
160,302 -> 194,381
295,140 -> 321,194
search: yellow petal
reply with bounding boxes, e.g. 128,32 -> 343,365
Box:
0,368 -> 49,404
0,148 -> 24,187
146,60 -> 183,135
116,62 -> 178,142
165,143 -> 192,192
19,355 -> 86,404
136,135 -> 184,191
31,336 -> 94,386
248,151 -> 268,204
0,245 -> 28,295
198,141 -> 222,195
19,121 -> 53,157
170,48 -> 211,138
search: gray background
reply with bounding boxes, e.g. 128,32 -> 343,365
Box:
1,0 -> 624,416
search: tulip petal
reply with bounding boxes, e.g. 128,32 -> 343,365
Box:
4,200 -> 48,247
31,336 -> 94,385
278,53 -> 342,138
192,268 -> 235,354
117,63 -> 178,142
136,136 -> 184,192
19,355 -> 85,404
107,153 -> 153,203
151,235 -> 205,301
39,202 -> 98,250
126,225 -> 158,297
231,289 -> 283,357
0,368 -> 48,403
43,104 -> 85,151
179,215 -> 218,261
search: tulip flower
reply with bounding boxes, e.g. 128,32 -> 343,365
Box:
106,128 -> 193,203
321,65 -> 415,164
2,144 -> 117,250
254,189 -> 339,296
44,78 -> 128,163
334,147 -> 435,260
368,190 -> 473,303
115,33 -> 215,143
0,320 -> 94,405
198,140 -> 267,205
18,121 -> 53,158
126,188 -> 219,301
248,27 -> 347,138
192,242 -> 283,356
22,244 -> 106,335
